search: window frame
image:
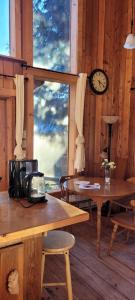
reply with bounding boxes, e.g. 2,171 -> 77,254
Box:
0,0 -> 22,59
0,0 -> 79,67
9,0 -> 22,58
22,0 -> 79,175
24,68 -> 77,175
5,0 -> 79,175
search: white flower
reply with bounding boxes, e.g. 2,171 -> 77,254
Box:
101,159 -> 116,170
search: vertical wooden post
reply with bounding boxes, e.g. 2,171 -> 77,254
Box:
21,0 -> 33,64
10,0 -> 22,58
24,235 -> 42,300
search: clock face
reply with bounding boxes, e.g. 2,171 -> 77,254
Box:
88,69 -> 108,95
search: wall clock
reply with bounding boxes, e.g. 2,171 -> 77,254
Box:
88,69 -> 109,95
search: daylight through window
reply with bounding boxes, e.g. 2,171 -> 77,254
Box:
34,80 -> 69,190
33,0 -> 71,72
0,0 -> 10,55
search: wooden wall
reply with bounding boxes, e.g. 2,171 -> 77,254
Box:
0,0 -> 135,190
0,57 -> 23,189
0,56 -> 34,190
77,0 -> 135,179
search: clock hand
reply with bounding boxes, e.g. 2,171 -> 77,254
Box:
98,80 -> 105,88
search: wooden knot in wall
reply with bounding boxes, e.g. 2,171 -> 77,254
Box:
7,269 -> 19,295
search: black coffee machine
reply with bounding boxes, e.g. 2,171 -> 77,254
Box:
8,160 -> 38,198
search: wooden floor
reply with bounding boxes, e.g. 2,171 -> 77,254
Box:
41,211 -> 135,300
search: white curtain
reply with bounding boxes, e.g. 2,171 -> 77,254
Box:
74,73 -> 87,172
14,75 -> 25,160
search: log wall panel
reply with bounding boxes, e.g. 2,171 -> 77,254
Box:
0,98 -> 15,190
0,61 -> 3,88
24,74 -> 34,159
0,57 -> 23,190
6,98 -> 16,162
3,60 -> 14,89
0,100 -> 7,190
94,0 -> 105,173
80,0 -> 135,178
77,0 -> 87,72
69,85 -> 77,174
127,41 -> 135,177
83,0 -> 99,175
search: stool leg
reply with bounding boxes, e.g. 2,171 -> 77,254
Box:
64,251 -> 73,300
41,252 -> 45,290
108,223 -> 118,255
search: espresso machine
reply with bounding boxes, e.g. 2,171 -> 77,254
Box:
8,159 -> 38,198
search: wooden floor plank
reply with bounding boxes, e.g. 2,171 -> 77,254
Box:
70,255 -> 128,300
103,254 -> 135,285
71,222 -> 135,285
72,244 -> 135,299
41,212 -> 135,300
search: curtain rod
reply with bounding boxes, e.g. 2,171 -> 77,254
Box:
0,73 -> 28,80
22,64 -> 96,80
22,63 -> 79,77
0,73 -> 15,78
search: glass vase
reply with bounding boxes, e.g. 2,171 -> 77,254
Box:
105,168 -> 111,184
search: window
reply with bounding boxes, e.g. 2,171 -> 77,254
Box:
34,79 -> 69,190
0,0 -> 10,55
32,0 -> 77,190
33,0 -> 70,72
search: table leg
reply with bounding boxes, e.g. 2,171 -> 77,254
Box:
96,201 -> 102,257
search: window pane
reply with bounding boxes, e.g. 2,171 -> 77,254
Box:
34,80 -> 69,191
0,0 -> 10,55
33,0 -> 70,72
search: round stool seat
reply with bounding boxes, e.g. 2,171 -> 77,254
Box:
42,230 -> 75,253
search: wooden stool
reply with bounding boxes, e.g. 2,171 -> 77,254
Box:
41,230 -> 75,300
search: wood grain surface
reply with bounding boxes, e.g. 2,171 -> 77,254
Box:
68,177 -> 135,201
0,192 -> 89,245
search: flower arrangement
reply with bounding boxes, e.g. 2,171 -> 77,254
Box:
101,159 -> 116,170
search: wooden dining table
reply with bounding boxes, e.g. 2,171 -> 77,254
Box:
68,177 -> 135,257
0,191 -> 89,300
